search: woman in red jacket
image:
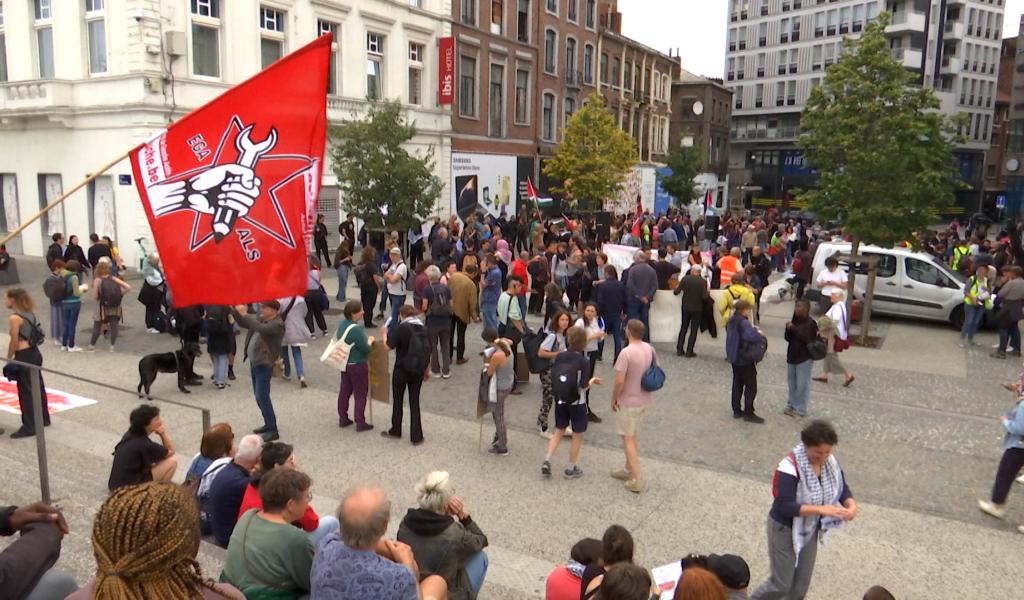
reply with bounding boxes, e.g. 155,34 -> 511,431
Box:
236,442 -> 338,546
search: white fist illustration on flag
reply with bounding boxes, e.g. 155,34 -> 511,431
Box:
149,164 -> 262,219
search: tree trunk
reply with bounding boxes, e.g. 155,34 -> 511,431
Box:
847,236 -> 860,333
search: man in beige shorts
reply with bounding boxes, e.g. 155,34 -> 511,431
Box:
611,319 -> 656,493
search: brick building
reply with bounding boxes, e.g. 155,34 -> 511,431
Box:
669,70 -> 734,210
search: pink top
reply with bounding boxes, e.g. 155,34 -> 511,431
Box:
545,566 -> 583,600
614,341 -> 654,408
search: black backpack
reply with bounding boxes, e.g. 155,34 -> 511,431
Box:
98,277 -> 123,309
397,323 -> 431,375
549,352 -> 583,404
427,284 -> 452,318
16,312 -> 45,347
43,274 -> 67,303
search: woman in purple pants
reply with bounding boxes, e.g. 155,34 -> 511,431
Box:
335,300 -> 375,431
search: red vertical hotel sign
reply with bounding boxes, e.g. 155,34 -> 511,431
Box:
438,37 -> 455,104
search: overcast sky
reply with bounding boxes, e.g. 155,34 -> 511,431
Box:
617,0 -> 1024,79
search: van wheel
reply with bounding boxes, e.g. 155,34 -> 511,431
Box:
950,305 -> 965,330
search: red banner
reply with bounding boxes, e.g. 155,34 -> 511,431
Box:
131,35 -> 331,307
438,37 -> 455,105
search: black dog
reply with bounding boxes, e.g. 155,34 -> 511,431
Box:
137,342 -> 203,399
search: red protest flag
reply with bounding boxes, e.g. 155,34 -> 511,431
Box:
130,35 -> 331,307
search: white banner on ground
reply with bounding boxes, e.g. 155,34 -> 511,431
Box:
0,381 -> 97,416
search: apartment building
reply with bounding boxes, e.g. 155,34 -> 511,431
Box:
1003,16 -> 1024,216
0,0 -> 452,263
724,0 -> 1004,209
979,34 -> 1015,214
669,70 -> 734,210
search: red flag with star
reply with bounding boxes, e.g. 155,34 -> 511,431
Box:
130,35 -> 331,307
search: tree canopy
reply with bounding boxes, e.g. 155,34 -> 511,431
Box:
329,99 -> 442,230
660,144 -> 704,209
543,95 -> 637,211
799,12 -> 965,246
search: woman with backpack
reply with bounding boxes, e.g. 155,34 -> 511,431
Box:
784,299 -> 820,418
536,309 -> 572,438
5,288 -> 50,438
356,246 -> 382,328
43,259 -> 66,345
420,266 -> 453,379
541,326 -> 601,479
278,295 -> 311,389
304,259 -> 328,338
86,261 -> 130,352
725,299 -> 766,424
574,303 -> 606,424
59,259 -> 86,351
333,239 -> 353,302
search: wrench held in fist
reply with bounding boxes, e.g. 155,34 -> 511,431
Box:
150,164 -> 261,218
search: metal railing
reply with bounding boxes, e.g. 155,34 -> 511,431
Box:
2,357 -> 211,504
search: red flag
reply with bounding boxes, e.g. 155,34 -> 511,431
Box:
526,177 -> 538,201
130,35 -> 331,307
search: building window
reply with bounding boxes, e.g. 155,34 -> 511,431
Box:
34,0 -> 54,79
611,57 -> 620,87
85,0 -> 107,74
461,0 -> 476,25
624,61 -> 632,90
517,0 -> 529,43
515,68 -> 529,123
489,63 -> 504,137
585,0 -> 596,28
318,20 -> 341,95
583,44 -> 594,84
460,55 -> 477,117
568,0 -> 577,22
542,92 -> 555,140
0,3 -> 7,82
491,0 -> 503,35
260,6 -> 285,69
600,52 -> 608,84
563,97 -> 575,129
191,0 -> 220,77
409,43 -> 424,105
544,29 -> 556,74
546,0 -> 557,14
367,33 -> 385,100
565,38 -> 577,81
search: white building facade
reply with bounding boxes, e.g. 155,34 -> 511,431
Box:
724,0 -> 1004,206
0,0 -> 453,265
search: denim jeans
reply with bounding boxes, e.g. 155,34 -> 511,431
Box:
388,293 -> 406,334
626,298 -> 650,342
603,314 -> 623,362
335,265 -> 350,301
464,550 -> 489,594
211,354 -> 229,385
481,301 -> 499,334
960,303 -> 985,341
281,345 -> 304,378
999,324 -> 1021,353
60,303 -> 81,348
307,516 -> 340,547
49,303 -> 63,341
250,363 -> 277,431
786,360 -> 813,416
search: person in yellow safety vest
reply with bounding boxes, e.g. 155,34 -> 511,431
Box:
959,264 -> 993,347
951,240 -> 971,273
719,272 -> 757,323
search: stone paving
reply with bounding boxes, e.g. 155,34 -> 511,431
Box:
1,256 -> 1022,599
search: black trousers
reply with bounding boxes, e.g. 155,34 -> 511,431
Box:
677,309 -> 702,354
731,363 -> 758,415
390,367 -> 424,443
449,315 -> 469,361
15,346 -> 49,433
795,276 -> 807,301
528,287 -> 545,314
313,238 -> 331,266
360,288 -> 377,327
304,290 -> 327,333
992,447 -> 1024,504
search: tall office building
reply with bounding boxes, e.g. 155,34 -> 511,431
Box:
724,0 -> 1005,209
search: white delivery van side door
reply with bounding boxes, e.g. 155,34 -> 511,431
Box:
860,252 -> 903,316
900,257 -> 960,320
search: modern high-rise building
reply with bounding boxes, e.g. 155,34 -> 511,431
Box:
723,0 -> 1005,211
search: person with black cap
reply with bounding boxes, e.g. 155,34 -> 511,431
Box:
707,554 -> 751,600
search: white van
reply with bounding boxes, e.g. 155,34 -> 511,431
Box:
810,242 -> 968,327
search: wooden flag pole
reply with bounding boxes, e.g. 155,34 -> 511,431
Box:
0,150 -> 132,247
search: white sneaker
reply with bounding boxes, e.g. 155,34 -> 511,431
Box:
978,499 -> 1006,519
53,340 -> 62,347
67,347 -> 83,353
60,346 -> 68,352
1016,473 -> 1024,485
538,426 -> 553,440
957,342 -> 966,348
109,346 -> 116,353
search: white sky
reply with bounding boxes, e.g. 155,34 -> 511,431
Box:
617,0 -> 1024,79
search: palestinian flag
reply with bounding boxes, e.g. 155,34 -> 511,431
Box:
527,178 -> 553,207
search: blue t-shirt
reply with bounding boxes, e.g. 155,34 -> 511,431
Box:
310,532 -> 418,600
482,266 -> 502,304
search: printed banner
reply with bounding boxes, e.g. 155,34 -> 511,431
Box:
0,381 -> 97,416
451,152 -> 519,222
131,35 -> 331,306
438,37 -> 455,105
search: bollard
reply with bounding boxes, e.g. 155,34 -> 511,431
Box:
31,367 -> 51,504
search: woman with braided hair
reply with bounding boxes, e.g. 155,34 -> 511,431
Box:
67,481 -> 244,599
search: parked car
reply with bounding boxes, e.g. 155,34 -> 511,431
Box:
809,242 -> 970,328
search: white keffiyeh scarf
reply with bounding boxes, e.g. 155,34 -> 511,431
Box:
791,443 -> 845,564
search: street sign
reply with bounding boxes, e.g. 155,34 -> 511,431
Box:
996,195 -> 1006,209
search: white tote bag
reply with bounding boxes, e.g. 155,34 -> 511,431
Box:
320,324 -> 357,372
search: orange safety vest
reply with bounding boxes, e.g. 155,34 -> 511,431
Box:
718,256 -> 740,284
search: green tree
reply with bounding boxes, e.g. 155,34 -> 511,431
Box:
799,12 -> 965,338
543,95 -> 637,211
660,145 -> 704,208
329,99 -> 442,230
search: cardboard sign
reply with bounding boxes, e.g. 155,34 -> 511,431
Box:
368,341 -> 391,403
0,380 -> 97,415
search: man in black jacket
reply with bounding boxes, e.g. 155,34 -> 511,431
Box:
674,266 -> 711,357
44,234 -> 64,269
86,233 -> 111,274
0,502 -> 78,600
